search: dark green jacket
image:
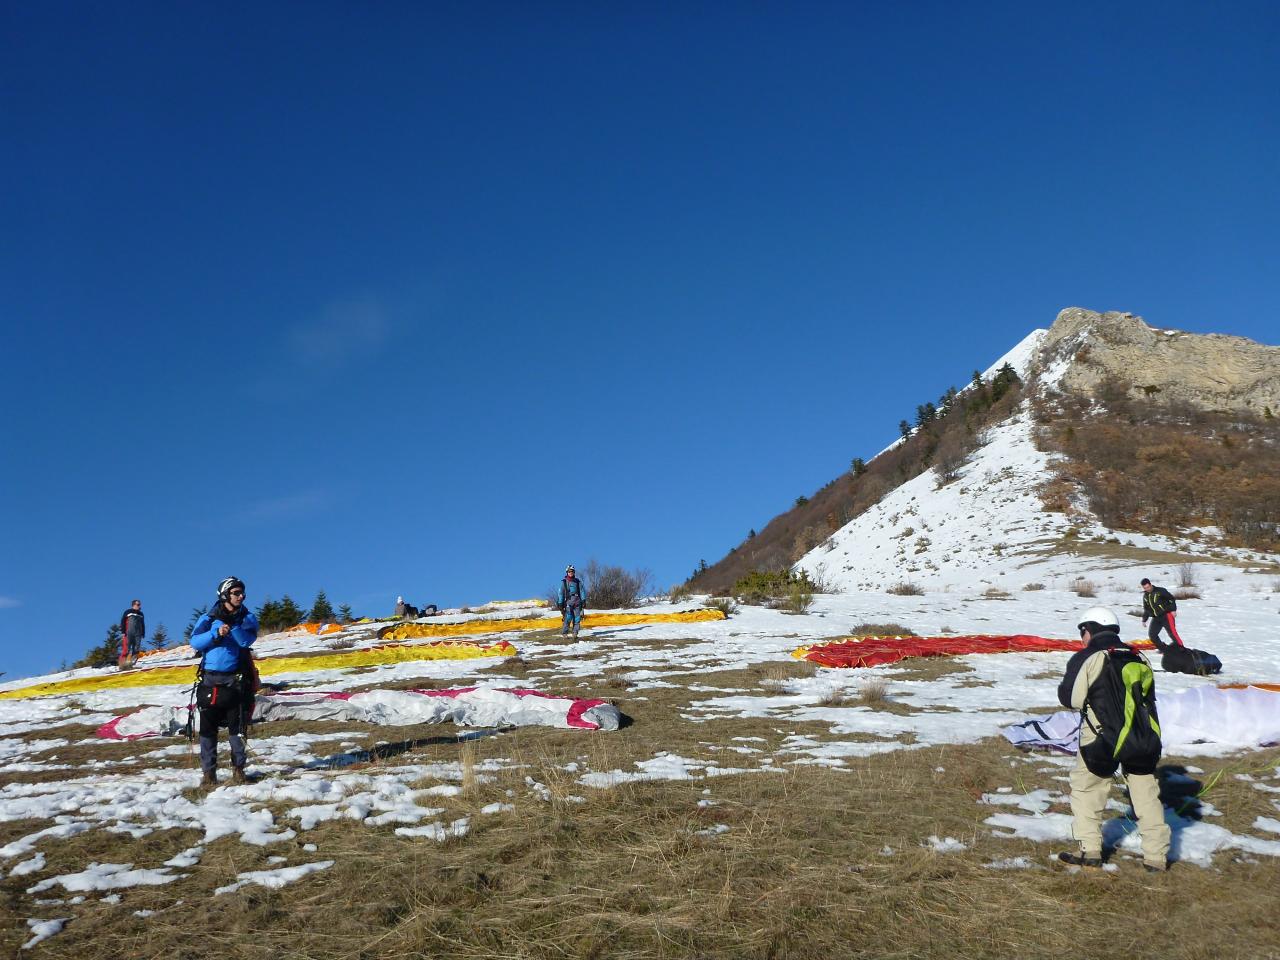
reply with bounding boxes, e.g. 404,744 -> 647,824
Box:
1142,586 -> 1177,621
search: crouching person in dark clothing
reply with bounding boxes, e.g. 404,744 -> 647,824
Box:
190,577 -> 258,787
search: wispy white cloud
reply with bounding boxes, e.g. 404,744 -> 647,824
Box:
289,297 -> 389,367
0,596 -> 21,610
241,489 -> 331,523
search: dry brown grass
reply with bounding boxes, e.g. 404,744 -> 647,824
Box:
856,678 -> 889,704
887,581 -> 924,596
703,597 -> 738,617
848,622 -> 917,637
4,632 -> 1279,959
1024,668 -> 1064,681
1070,577 -> 1098,598
9,734 -> 1277,959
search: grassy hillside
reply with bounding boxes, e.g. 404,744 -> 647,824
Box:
689,370 -> 1024,595
1033,381 -> 1280,552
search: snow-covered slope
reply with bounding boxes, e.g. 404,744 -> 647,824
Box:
795,325 -> 1278,596
796,409 -> 1066,592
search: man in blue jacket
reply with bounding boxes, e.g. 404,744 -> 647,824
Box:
190,577 -> 258,786
557,564 -> 587,638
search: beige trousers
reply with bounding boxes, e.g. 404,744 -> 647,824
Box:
1068,752 -> 1171,866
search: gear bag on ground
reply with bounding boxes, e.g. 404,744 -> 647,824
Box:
1161,646 -> 1223,676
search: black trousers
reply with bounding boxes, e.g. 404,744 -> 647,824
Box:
197,682 -> 247,773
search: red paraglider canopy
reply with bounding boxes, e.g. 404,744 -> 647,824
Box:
795,635 -> 1155,669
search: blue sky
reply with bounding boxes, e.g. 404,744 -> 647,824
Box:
2,2 -> 1277,679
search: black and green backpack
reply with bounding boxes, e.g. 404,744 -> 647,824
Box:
1081,646 -> 1162,776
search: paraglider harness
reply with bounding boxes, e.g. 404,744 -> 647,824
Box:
1079,645 -> 1162,778
558,577 -> 585,616
183,607 -> 260,746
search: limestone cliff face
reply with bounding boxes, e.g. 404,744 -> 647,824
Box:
1033,308 -> 1280,415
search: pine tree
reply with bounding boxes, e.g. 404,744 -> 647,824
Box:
308,589 -> 335,623
991,362 -> 1021,402
75,624 -> 123,669
148,623 -> 170,651
850,458 -> 866,477
184,605 -> 209,642
256,597 -> 278,633
337,603 -> 354,623
899,420 -> 912,439
278,595 -> 305,629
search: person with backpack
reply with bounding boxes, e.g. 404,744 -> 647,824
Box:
557,564 -> 587,638
1140,578 -> 1185,650
190,577 -> 258,787
119,599 -> 145,670
1057,606 -> 1170,872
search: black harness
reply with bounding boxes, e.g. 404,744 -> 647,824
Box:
185,601 -> 256,745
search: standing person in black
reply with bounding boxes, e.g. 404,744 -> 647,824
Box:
1140,578 -> 1184,650
119,599 -> 144,670
189,577 -> 259,786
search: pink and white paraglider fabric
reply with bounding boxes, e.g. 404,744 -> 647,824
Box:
1001,685 -> 1280,754
95,687 -> 622,740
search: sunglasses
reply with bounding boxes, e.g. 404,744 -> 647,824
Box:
229,590 -> 245,597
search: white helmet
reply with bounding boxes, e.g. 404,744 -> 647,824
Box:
1077,606 -> 1119,634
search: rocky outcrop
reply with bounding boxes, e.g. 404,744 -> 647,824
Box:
1034,308 -> 1280,415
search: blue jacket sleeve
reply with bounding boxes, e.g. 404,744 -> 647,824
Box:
189,615 -> 221,652
231,612 -> 258,649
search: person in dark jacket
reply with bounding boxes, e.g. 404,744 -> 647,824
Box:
1056,605 -> 1169,872
189,577 -> 258,786
119,600 -> 144,670
1140,578 -> 1184,649
557,564 -> 587,637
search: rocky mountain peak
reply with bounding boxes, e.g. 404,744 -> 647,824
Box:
1032,307 -> 1280,414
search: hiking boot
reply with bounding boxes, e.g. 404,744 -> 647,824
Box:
1057,851 -> 1103,868
201,770 -> 217,788
1143,861 -> 1168,873
231,767 -> 249,785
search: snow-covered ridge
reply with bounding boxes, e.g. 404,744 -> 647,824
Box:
796,316 -> 1277,595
